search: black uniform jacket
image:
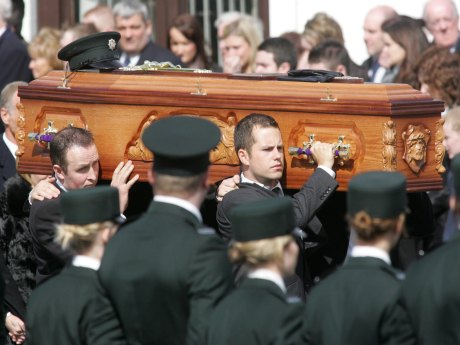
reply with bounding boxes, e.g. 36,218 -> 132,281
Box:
94,201 -> 233,345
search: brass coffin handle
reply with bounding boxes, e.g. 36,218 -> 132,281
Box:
288,135 -> 351,166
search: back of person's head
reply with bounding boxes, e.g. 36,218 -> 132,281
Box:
382,15 -> 429,87
83,5 -> 115,32
60,23 -> 98,47
308,39 -> 349,71
416,45 -> 460,107
167,13 -> 210,69
113,0 -> 148,22
28,27 -> 63,70
228,197 -> 297,270
234,113 -> 279,153
50,127 -> 95,172
0,80 -> 26,113
347,171 -> 406,242
6,0 -> 24,36
303,12 -> 344,49
56,186 -> 121,253
0,0 -> 12,23
258,37 -> 297,70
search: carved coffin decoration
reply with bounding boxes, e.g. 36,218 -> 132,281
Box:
17,70 -> 445,191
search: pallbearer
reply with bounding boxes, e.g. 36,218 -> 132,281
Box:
26,186 -> 124,345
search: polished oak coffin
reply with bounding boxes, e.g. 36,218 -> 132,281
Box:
16,70 -> 445,191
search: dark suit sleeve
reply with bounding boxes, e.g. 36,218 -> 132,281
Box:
292,168 -> 338,230
186,236 -> 232,345
381,296 -> 416,345
87,277 -> 127,345
216,193 -> 238,241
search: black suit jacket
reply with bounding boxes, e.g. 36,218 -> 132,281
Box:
208,278 -> 304,345
137,40 -> 181,66
303,257 -> 408,345
28,185 -> 73,285
93,201 -> 232,345
0,138 -> 16,193
27,265 -> 125,345
397,232 -> 460,344
0,28 -> 33,92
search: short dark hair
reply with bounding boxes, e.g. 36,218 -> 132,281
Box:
258,37 -> 297,70
308,39 -> 348,71
50,127 -> 95,172
234,113 -> 279,154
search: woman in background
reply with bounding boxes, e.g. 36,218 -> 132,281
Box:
28,27 -> 62,79
379,16 -> 429,88
167,14 -> 211,70
220,16 -> 262,73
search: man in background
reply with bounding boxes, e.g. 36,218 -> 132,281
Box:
254,37 -> 297,74
362,5 -> 398,82
112,0 -> 180,67
423,0 -> 460,52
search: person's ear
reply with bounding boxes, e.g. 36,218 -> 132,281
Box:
53,164 -> 65,180
336,64 -> 347,75
0,107 -> 9,126
238,149 -> 250,166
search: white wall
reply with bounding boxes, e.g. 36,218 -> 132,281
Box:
269,0 -> 460,65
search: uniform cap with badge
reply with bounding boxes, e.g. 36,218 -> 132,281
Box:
60,186 -> 124,225
229,197 -> 298,242
347,171 -> 407,219
141,116 -> 221,176
58,31 -> 122,71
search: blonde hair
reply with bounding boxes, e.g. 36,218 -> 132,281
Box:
55,221 -> 115,253
229,235 -> 293,268
28,27 -> 63,70
222,16 -> 263,73
347,211 -> 405,241
303,12 -> 344,48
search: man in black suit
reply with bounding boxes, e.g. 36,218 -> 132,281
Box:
92,116 -> 232,345
28,127 -> 138,284
112,0 -> 180,67
0,81 -> 27,193
0,0 -> 32,93
216,113 -> 338,294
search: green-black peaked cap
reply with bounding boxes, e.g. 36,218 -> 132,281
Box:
229,197 -> 296,242
347,171 -> 407,219
58,31 -> 122,71
60,186 -> 124,225
142,116 -> 221,176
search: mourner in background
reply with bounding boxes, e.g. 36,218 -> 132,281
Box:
423,0 -> 460,52
303,171 -> 410,344
27,186 -> 124,345
208,197 -> 303,345
254,37 -> 297,74
93,116 -> 232,345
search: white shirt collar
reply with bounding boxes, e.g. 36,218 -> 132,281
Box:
72,255 -> 100,270
153,195 -> 202,222
240,173 -> 283,193
247,268 -> 286,293
2,133 -> 17,159
0,26 -> 6,38
350,245 -> 391,265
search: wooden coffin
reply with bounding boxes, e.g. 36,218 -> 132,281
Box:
16,70 -> 445,191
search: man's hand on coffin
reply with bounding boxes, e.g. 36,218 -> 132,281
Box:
311,142 -> 335,169
29,176 -> 60,203
110,160 -> 139,213
216,174 -> 241,202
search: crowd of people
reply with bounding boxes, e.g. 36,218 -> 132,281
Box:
1,0 -> 460,343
